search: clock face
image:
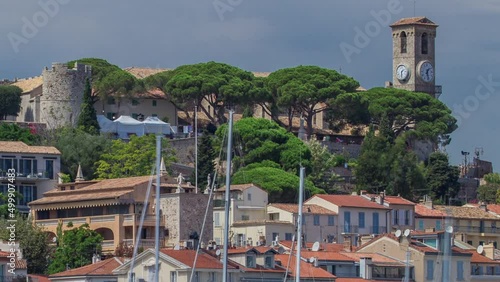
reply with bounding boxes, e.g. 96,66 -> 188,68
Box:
419,61 -> 434,83
396,65 -> 410,81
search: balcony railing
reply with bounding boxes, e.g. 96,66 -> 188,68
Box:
37,213 -> 162,227
122,238 -> 161,249
453,225 -> 500,234
341,225 -> 359,234
0,170 -> 53,180
370,226 -> 388,235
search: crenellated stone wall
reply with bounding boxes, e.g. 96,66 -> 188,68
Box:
40,62 -> 91,129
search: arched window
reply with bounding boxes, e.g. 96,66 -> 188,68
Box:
422,33 -> 428,54
400,31 -> 407,53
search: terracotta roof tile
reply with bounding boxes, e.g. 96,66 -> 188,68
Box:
269,203 -> 337,215
341,252 -> 405,266
486,204 -> 500,215
310,195 -> 390,210
467,250 -> 500,264
161,249 -> 234,269
12,76 -> 43,93
415,204 -> 448,217
390,17 -> 438,27
279,241 -> 345,252
300,250 -> 356,262
232,219 -> 294,227
217,183 -> 260,192
433,205 -> 498,220
275,254 -> 335,279
227,246 -> 276,255
383,196 -> 416,206
0,141 -> 60,155
336,278 -> 379,282
50,257 -> 123,277
29,189 -> 132,206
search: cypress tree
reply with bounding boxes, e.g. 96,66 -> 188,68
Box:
77,79 -> 100,134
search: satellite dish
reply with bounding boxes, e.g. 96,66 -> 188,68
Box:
309,257 -> 316,263
52,237 -> 57,243
215,249 -> 222,256
446,226 -> 454,234
395,230 -> 402,238
403,229 -> 411,237
477,245 -> 484,254
173,244 -> 180,250
312,241 -> 320,252
277,246 -> 285,254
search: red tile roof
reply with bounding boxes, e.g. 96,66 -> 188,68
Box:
226,246 -> 276,255
384,196 -> 415,206
415,204 -> 447,217
486,204 -> 500,215
161,249 -> 234,269
312,195 -> 389,210
336,278 -> 379,282
217,183 -> 260,192
341,252 -> 405,266
50,257 -> 123,277
279,241 -> 346,252
269,203 -> 337,215
300,251 -> 355,262
467,250 -> 500,264
275,254 -> 335,279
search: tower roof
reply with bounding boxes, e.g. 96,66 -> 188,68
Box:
390,17 -> 438,28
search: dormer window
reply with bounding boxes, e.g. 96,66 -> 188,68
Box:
265,255 -> 274,268
246,254 -> 256,268
400,31 -> 407,53
421,33 -> 428,54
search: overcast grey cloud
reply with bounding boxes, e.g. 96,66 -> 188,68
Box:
1,0 -> 499,168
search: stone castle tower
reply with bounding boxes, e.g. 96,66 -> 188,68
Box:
40,62 -> 92,129
390,17 -> 438,97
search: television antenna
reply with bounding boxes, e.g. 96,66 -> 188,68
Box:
475,147 -> 484,159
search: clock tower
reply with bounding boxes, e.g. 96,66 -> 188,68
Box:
390,17 -> 440,98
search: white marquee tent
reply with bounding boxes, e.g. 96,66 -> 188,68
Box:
97,115 -> 174,139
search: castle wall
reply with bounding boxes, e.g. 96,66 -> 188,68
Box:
40,62 -> 91,129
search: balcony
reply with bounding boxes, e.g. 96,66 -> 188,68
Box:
122,238 -> 162,249
0,170 -> 53,181
341,225 -> 359,234
123,214 -> 163,226
453,225 -> 500,234
370,226 -> 388,235
213,199 -> 225,208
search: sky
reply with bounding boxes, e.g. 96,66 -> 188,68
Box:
0,0 -> 499,169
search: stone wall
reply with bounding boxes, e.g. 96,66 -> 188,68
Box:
40,62 -> 91,129
160,193 -> 213,247
170,137 -> 195,165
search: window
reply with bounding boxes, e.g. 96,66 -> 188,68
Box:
45,160 -> 54,179
19,185 -> 37,205
285,233 -> 293,240
418,219 -> 424,230
0,157 -> 17,173
247,193 -> 252,201
208,272 -> 216,282
394,209 -> 399,225
405,210 -> 410,225
192,272 -> 200,282
241,215 -> 249,221
37,210 -> 49,220
272,232 -> 279,241
170,271 -> 177,282
106,112 -> 116,120
328,215 -> 335,226
131,99 -> 139,106
214,212 -> 220,226
480,221 -> 485,233
344,211 -> 351,232
314,215 -> 320,226
107,97 -> 115,105
152,100 -> 157,107
19,158 -> 37,176
436,220 -> 441,230
421,33 -> 428,54
265,256 -> 273,268
358,212 -> 365,228
426,260 -> 434,280
400,31 -> 407,53
152,114 -> 158,117
131,113 -> 138,119
269,213 -> 279,220
246,255 -> 256,268
302,214 -> 306,225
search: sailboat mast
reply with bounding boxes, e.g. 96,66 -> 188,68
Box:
295,167 -> 305,282
154,134 -> 161,282
195,105 -> 198,193
222,111 -> 234,282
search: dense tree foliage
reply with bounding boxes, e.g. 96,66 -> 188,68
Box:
0,85 -> 22,120
0,216 -> 52,274
95,134 -> 176,179
266,66 -> 359,137
67,58 -> 142,100
231,162 -> 324,203
164,62 -> 255,125
424,152 -> 460,204
196,129 -> 216,191
49,127 -> 112,181
0,123 -> 39,144
216,118 -> 311,174
306,138 -> 344,193
77,79 -> 100,134
331,88 -> 457,144
477,173 -> 500,203
48,223 -> 103,274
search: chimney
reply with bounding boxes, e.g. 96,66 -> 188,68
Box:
377,191 -> 385,205
351,191 -> 358,196
483,243 -> 495,260
479,202 -> 487,212
343,236 -> 352,252
424,195 -> 433,209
